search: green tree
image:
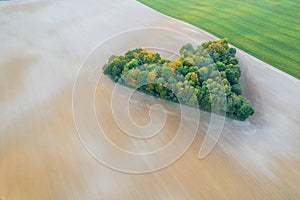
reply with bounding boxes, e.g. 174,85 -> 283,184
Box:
216,61 -> 226,71
232,65 -> 241,79
197,81 -> 211,111
103,40 -> 254,121
155,77 -> 168,98
199,66 -> 210,80
180,43 -> 195,57
237,100 -> 254,120
162,66 -> 172,80
137,70 -> 149,89
123,58 -> 139,74
231,83 -> 243,95
122,68 -> 140,88
225,68 -> 237,85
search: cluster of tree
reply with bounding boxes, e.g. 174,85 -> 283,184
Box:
103,39 -> 254,120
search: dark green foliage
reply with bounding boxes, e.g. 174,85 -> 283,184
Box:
225,68 -> 237,85
103,39 -> 254,120
231,83 -> 243,95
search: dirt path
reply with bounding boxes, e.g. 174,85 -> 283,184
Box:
0,0 -> 299,199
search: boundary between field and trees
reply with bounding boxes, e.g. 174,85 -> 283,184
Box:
137,0 -> 300,80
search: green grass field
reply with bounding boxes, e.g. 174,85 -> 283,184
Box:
138,0 -> 300,79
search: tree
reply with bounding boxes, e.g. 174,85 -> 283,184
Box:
121,68 -> 140,88
175,81 -> 197,106
185,72 -> 198,86
140,50 -> 161,64
147,70 -> 156,83
155,77 -> 168,98
199,66 -> 210,80
237,100 -> 254,120
232,65 -> 241,79
137,70 -> 149,89
193,56 -> 211,67
123,58 -> 139,73
161,66 -> 172,80
168,76 -> 177,85
103,39 -> 254,121
216,61 -> 226,71
180,43 -> 195,57
176,66 -> 189,76
125,48 -> 142,60
228,47 -> 236,57
225,68 -> 237,85
231,83 -> 243,95
146,70 -> 157,91
183,57 -> 195,66
197,81 -> 211,111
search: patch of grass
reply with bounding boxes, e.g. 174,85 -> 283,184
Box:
138,0 -> 300,79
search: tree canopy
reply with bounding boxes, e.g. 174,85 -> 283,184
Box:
103,39 -> 254,121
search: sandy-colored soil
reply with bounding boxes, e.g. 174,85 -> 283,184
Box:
1,0 -> 300,199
